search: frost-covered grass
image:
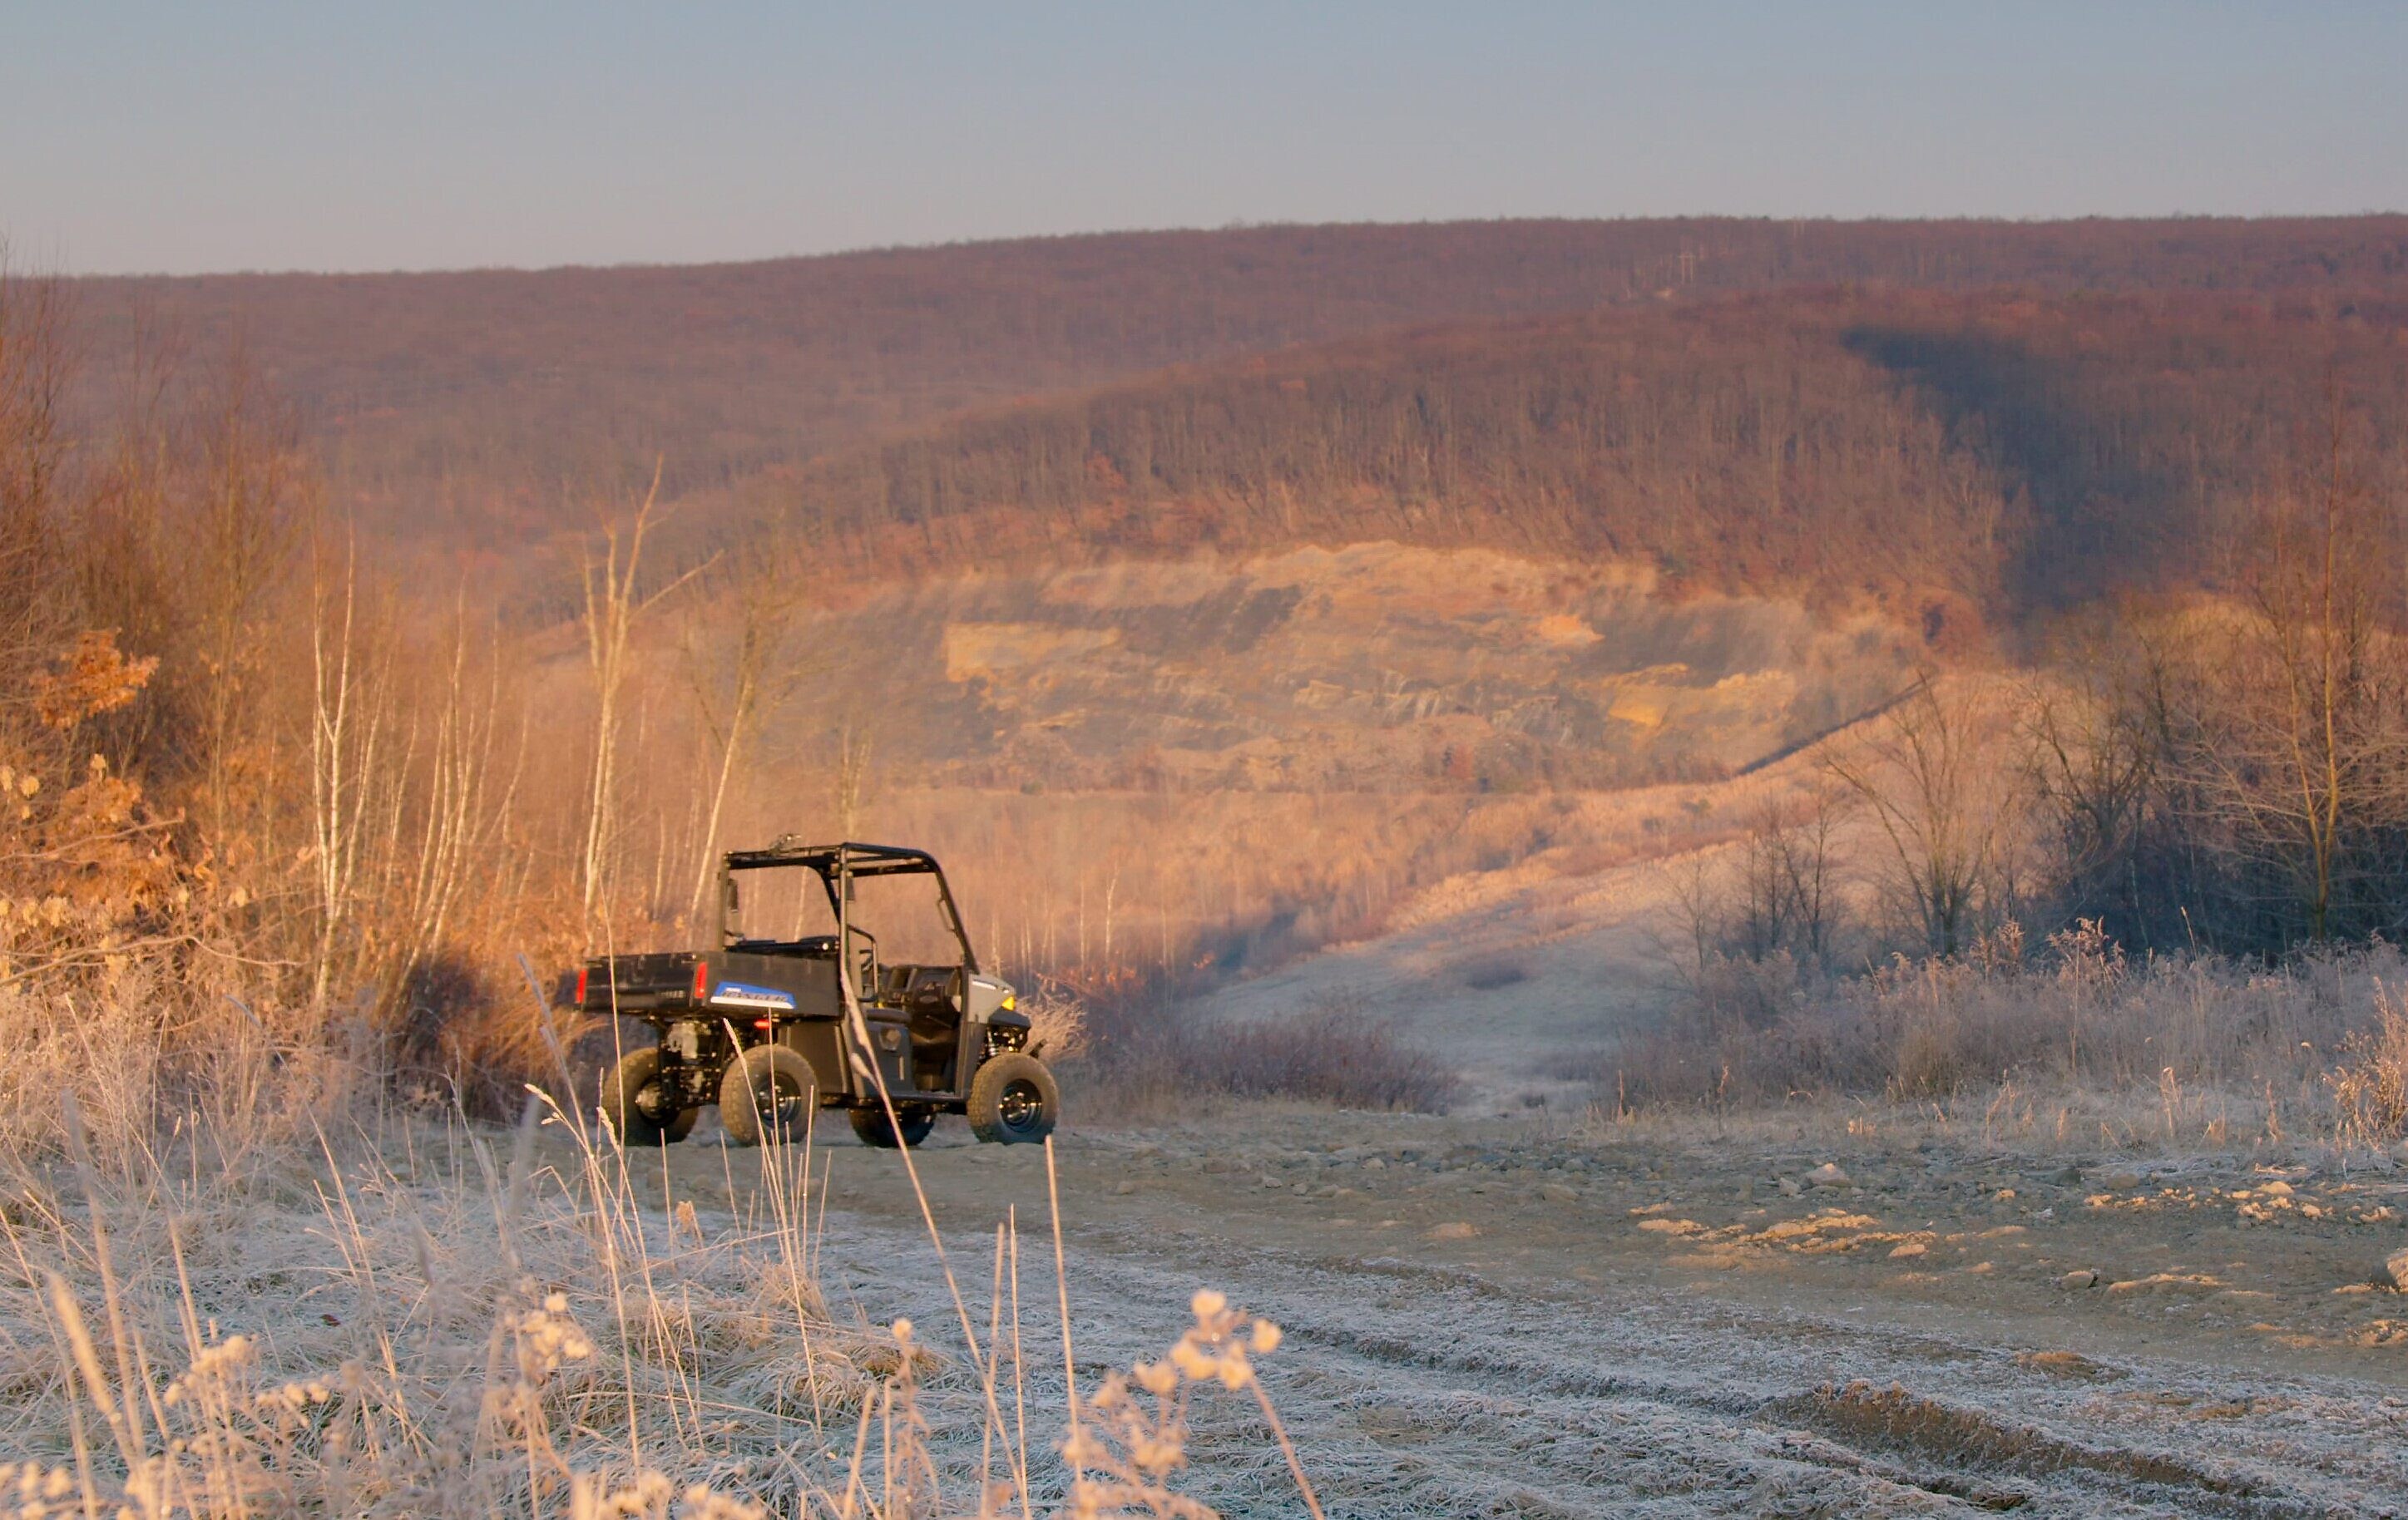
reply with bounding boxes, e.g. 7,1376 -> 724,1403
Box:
0,1083 -> 1322,1519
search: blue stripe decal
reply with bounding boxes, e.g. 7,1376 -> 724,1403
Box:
710,981 -> 796,1011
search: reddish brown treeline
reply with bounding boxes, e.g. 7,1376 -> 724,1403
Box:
760,292 -> 2408,623
69,216 -> 2408,546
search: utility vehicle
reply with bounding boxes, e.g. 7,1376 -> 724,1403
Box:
575,840 -> 1057,1148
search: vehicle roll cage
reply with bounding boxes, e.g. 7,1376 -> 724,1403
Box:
717,839 -> 979,975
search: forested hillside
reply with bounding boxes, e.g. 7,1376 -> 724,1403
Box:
744,289 -> 2408,624
67,216 -> 2408,547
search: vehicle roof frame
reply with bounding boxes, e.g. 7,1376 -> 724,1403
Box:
717,839 -> 979,973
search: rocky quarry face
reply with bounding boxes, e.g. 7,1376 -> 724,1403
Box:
769,543 -> 1923,796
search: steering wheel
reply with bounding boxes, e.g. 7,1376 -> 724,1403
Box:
908,969 -> 957,1010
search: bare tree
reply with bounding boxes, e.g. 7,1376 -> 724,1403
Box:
833,719 -> 873,841
576,461 -> 705,947
308,535 -> 393,1006
391,593 -> 524,996
1827,674 -> 2011,957
2187,402 -> 2408,942
192,351 -> 305,845
680,543 -> 807,925
1722,791 -> 1848,965
1774,785 -> 1851,965
0,252 -> 73,696
2020,614 -> 2173,937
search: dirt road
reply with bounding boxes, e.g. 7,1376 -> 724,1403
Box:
645,1108 -> 2408,1517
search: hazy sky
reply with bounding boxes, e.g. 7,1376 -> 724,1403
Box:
7,2 -> 2404,276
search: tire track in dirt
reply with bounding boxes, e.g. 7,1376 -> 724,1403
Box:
808,1204 -> 2407,1518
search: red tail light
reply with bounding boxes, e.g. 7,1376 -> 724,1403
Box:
574,966 -> 588,1008
693,960 -> 710,1002
753,1017 -> 772,1030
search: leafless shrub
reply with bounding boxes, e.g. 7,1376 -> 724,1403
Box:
1075,990 -> 1461,1117
1598,949 -> 1881,1112
1601,929 -> 2408,1144
1205,994 -> 1461,1113
2329,982 -> 2408,1145
1016,975 -> 1093,1062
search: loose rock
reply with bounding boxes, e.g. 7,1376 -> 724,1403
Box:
2378,1247 -> 2408,1292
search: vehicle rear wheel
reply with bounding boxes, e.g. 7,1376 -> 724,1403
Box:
967,1052 -> 1059,1144
718,1044 -> 818,1147
849,1104 -> 936,1149
602,1048 -> 697,1146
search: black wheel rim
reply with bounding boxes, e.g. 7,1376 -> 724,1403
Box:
997,1078 -> 1044,1134
754,1074 -> 807,1128
635,1080 -> 676,1125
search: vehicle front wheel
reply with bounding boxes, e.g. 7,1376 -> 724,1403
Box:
719,1044 -> 818,1147
602,1048 -> 697,1146
849,1104 -> 936,1149
967,1052 -> 1059,1145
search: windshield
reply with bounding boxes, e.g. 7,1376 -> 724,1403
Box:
721,862 -> 967,965
723,866 -> 838,945
847,871 -> 966,965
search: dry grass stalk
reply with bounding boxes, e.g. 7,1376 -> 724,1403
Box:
1060,1289 -> 1318,1520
